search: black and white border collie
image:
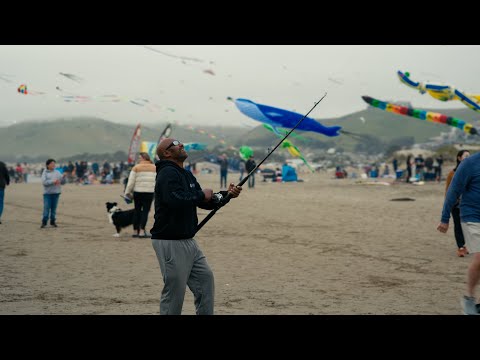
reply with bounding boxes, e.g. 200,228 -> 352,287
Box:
106,202 -> 135,237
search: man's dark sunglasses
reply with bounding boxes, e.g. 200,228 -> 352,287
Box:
165,140 -> 181,151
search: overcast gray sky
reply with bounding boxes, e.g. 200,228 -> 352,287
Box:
0,45 -> 479,128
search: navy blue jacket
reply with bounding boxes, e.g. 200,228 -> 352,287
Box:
441,152 -> 480,223
150,160 -> 229,239
0,161 -> 10,189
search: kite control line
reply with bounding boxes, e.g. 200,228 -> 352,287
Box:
195,93 -> 327,234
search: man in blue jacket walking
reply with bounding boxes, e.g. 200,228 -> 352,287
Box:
438,152 -> 480,315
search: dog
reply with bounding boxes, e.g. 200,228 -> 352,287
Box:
106,202 -> 135,237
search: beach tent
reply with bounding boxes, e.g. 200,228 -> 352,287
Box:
282,164 -> 298,182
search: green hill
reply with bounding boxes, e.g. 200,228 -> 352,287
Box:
1,106 -> 479,162
0,117 -> 247,162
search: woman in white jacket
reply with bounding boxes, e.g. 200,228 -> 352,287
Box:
125,152 -> 156,238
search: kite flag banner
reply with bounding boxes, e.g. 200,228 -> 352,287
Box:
362,95 -> 478,135
128,123 -> 142,165
157,123 -> 173,147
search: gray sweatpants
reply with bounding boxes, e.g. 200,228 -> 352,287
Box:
151,238 -> 215,315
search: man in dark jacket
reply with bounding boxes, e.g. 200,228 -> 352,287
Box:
150,138 -> 242,315
0,161 -> 11,224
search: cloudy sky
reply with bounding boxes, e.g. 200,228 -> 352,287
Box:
0,45 -> 479,128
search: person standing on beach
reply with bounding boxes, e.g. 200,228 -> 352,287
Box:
245,155 -> 256,188
406,154 -> 413,183
41,159 -> 64,228
445,150 -> 470,257
238,158 -> 246,182
150,138 -> 242,315
437,151 -> 480,315
218,153 -> 229,189
0,161 -> 10,224
124,152 -> 156,238
436,154 -> 444,182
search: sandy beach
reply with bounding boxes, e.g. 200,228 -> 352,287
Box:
0,171 -> 469,315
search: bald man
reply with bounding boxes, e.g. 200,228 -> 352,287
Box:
150,138 -> 242,315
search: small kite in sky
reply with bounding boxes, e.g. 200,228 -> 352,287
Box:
203,69 -> 215,76
17,84 -> 44,95
59,72 -> 84,83
328,77 -> 344,85
17,84 -> 27,94
141,45 -> 204,63
0,73 -> 14,83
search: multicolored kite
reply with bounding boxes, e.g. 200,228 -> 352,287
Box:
263,124 -> 314,172
17,84 -> 44,95
397,70 -> 480,113
362,95 -> 478,135
140,141 -> 157,162
17,84 -> 27,94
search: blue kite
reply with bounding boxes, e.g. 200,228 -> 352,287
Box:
183,143 -> 208,152
232,98 -> 342,137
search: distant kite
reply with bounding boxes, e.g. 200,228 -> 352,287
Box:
397,70 -> 480,113
141,45 -> 204,63
328,77 -> 344,85
362,95 -> 478,135
239,146 -> 253,161
59,72 -> 84,83
0,73 -> 14,83
17,84 -> 27,94
232,98 -> 342,137
203,69 -> 215,76
17,84 -> 44,95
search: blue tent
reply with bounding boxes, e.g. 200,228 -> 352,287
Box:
282,164 -> 298,182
